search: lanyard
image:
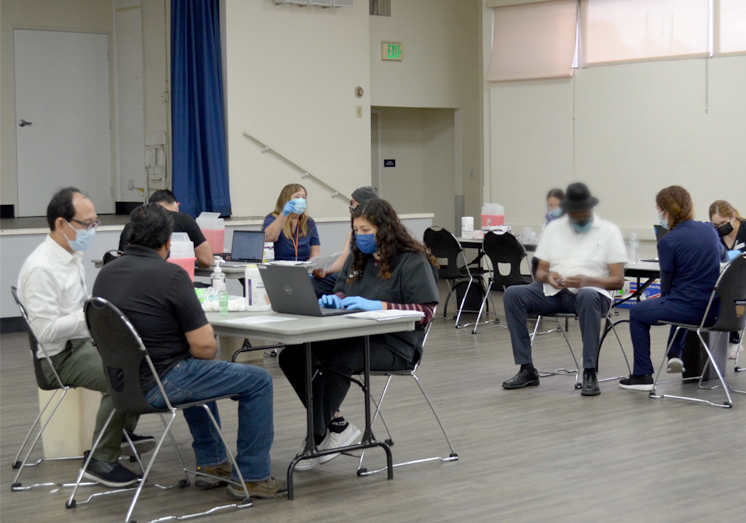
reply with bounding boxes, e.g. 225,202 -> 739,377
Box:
290,222 -> 300,261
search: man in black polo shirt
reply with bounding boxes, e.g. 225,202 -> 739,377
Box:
94,203 -> 286,499
118,189 -> 214,267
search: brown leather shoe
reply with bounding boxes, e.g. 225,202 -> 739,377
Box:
227,476 -> 288,500
195,461 -> 232,489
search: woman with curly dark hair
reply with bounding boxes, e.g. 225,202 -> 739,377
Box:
620,186 -> 726,391
278,198 -> 439,470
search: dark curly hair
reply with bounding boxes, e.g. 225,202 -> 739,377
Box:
348,199 -> 437,282
656,185 -> 693,230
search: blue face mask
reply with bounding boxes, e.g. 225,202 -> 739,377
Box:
658,211 -> 669,230
570,218 -> 593,234
64,223 -> 96,252
549,208 -> 563,218
355,233 -> 377,254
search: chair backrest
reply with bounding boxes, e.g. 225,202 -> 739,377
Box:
102,249 -> 123,265
84,297 -> 163,416
423,227 -> 466,280
483,231 -> 528,289
710,254 -> 746,333
413,305 -> 438,369
11,286 -> 61,391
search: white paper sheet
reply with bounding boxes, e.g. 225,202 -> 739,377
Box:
218,316 -> 296,326
345,310 -> 424,322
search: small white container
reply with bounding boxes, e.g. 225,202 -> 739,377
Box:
245,264 -> 271,311
262,242 -> 275,263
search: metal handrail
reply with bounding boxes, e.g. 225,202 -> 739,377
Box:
243,132 -> 351,203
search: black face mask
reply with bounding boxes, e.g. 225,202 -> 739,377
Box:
717,222 -> 734,237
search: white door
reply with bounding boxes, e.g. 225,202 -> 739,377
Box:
14,29 -> 113,216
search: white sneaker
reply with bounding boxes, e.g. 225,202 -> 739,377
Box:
294,434 -> 327,471
728,342 -> 744,360
318,423 -> 361,465
666,357 -> 685,374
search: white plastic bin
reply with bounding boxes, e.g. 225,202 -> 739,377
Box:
168,232 -> 195,281
196,212 -> 225,254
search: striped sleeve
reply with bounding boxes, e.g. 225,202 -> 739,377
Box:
382,302 -> 436,325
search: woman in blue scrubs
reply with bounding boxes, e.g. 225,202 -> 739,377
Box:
263,183 -> 320,261
620,186 -> 725,391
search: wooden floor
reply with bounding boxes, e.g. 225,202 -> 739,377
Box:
2,285 -> 745,522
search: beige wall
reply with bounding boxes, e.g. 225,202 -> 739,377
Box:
482,3 -> 746,238
370,0 -> 483,221
222,0 -> 371,218
1,0 -> 114,207
375,107 -> 456,230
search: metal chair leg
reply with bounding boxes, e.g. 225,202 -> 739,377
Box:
358,371 -> 458,476
734,327 -> 745,372
12,388 -> 87,490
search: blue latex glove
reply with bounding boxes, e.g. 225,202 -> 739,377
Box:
319,294 -> 343,309
340,296 -> 383,311
282,198 -> 307,216
727,249 -> 742,262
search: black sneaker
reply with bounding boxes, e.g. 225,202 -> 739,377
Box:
619,374 -> 654,391
82,459 -> 140,487
502,367 -> 540,389
121,431 -> 156,457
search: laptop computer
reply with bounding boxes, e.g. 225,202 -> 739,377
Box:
222,230 -> 265,266
258,264 -> 356,317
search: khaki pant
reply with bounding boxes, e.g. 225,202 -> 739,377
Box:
41,339 -> 138,462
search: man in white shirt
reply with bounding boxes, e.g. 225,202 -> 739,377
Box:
502,183 -> 627,396
17,187 -> 153,487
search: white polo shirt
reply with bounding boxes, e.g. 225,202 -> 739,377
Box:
17,235 -> 89,357
533,213 -> 627,299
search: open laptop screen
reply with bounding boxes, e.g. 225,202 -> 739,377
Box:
230,231 -> 265,261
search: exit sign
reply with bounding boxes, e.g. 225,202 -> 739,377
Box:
381,42 -> 402,61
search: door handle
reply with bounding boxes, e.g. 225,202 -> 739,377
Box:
18,119 -> 32,127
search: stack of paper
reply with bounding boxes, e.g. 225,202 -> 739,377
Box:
345,310 -> 424,322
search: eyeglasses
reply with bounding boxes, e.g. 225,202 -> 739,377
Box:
70,218 -> 101,231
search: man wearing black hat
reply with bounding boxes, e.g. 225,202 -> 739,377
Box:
502,183 -> 627,396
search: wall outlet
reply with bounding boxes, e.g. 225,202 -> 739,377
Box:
356,106 -> 363,118
128,180 -> 134,190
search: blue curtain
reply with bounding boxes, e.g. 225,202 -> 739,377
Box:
171,0 -> 231,217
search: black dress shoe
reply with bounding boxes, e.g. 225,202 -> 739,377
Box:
502,367 -> 540,389
581,370 -> 600,396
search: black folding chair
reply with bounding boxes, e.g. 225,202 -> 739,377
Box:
472,231 -> 532,334
650,254 -> 746,408
354,308 -> 459,476
9,286 -> 98,492
423,227 -> 486,328
66,297 -> 252,522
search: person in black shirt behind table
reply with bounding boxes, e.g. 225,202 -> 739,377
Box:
118,190 -> 214,267
279,198 -> 439,471
95,203 -> 286,499
709,199 -> 746,359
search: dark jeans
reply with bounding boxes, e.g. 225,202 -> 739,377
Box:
503,281 -> 611,369
279,337 -> 411,437
629,297 -> 716,376
146,357 -> 274,482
